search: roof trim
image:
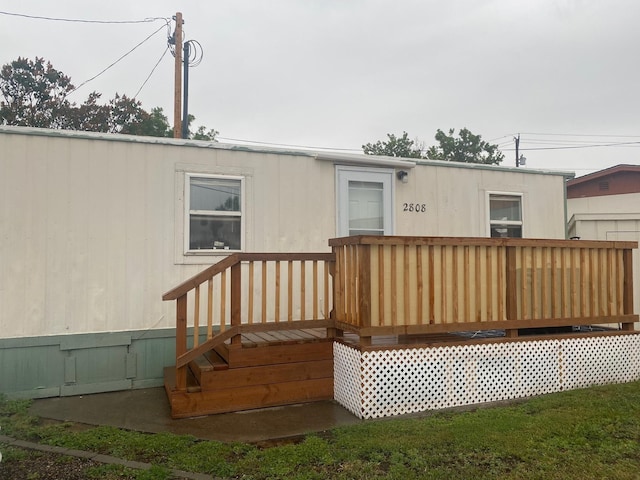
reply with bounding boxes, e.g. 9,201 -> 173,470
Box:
0,126 -> 575,177
568,212 -> 640,231
0,125 -> 320,158
414,158 -> 574,177
314,151 -> 417,168
567,164 -> 640,187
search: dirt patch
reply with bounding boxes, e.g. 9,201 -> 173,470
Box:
0,448 -> 130,480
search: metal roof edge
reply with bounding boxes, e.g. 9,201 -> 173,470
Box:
415,158 -> 575,177
0,125 -> 319,158
569,212 -> 640,221
314,151 -> 417,168
0,126 -> 576,177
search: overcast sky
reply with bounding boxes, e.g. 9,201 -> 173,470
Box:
2,1 -> 639,176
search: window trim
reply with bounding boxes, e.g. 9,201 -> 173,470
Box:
184,173 -> 245,254
486,191 -> 523,238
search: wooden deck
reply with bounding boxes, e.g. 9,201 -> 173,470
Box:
164,325 -> 637,418
164,329 -> 334,418
162,238 -> 638,418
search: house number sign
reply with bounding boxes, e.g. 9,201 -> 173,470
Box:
403,203 -> 427,213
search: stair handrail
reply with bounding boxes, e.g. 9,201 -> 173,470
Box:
163,252 -> 336,391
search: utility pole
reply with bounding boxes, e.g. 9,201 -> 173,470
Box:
173,12 -> 183,139
514,134 -> 520,167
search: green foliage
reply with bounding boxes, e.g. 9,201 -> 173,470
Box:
39,425 -> 197,462
0,57 -> 75,128
1,446 -> 30,462
0,394 -> 39,439
426,127 -> 504,165
191,125 -> 219,141
85,463 -> 170,479
168,439 -> 248,476
4,382 -> 640,479
139,107 -> 172,138
362,131 -> 423,158
0,57 -> 217,140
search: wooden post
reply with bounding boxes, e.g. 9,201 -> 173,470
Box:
358,244 -> 373,346
505,246 -> 519,338
173,12 -> 183,138
230,261 -> 242,345
327,256 -> 340,338
358,244 -> 372,326
175,294 -> 188,391
622,248 -> 635,331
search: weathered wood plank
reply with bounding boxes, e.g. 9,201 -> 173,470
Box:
167,377 -> 333,418
197,359 -> 334,391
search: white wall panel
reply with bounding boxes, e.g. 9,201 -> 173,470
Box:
1,129 -> 568,338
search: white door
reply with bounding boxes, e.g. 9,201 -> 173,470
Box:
337,167 -> 394,237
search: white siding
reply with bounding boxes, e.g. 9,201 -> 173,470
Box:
568,192 -> 640,326
0,133 -> 338,338
568,192 -> 640,217
396,164 -> 567,238
0,130 -> 568,339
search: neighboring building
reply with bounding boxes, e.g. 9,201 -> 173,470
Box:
567,164 -> 640,326
0,126 -> 572,399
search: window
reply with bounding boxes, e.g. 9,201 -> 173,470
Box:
489,194 -> 522,238
348,181 -> 385,235
186,174 -> 243,252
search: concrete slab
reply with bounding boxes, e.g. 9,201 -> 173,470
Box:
29,388 -> 360,443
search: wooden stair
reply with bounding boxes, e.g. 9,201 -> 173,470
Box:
164,329 -> 334,418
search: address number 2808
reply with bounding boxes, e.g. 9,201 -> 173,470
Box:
403,203 -> 426,213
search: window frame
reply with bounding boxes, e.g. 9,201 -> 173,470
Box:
184,173 -> 245,254
487,191 -> 524,238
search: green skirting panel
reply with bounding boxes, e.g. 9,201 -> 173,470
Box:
0,329 -> 178,400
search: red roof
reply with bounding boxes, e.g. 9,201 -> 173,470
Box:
567,164 -> 640,198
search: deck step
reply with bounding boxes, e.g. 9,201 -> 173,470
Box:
189,350 -> 230,384
166,372 -> 333,418
204,350 -> 229,370
215,337 -> 333,368
165,329 -> 334,418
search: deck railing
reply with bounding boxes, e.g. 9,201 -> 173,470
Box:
164,236 -> 637,390
162,253 -> 335,391
329,236 -> 637,342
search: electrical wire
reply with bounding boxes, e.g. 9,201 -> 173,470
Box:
184,40 -> 204,67
133,46 -> 171,99
0,10 -> 168,24
522,131 -> 640,139
68,22 -> 168,96
506,141 -> 640,152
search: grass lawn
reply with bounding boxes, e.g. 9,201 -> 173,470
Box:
2,381 -> 640,479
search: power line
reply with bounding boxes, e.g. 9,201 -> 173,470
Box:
504,141 -> 640,152
522,131 -> 640,139
0,10 -> 168,24
133,46 -> 171,99
68,22 -> 169,96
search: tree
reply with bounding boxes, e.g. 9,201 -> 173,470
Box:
362,132 -> 423,158
0,57 -> 217,140
184,114 -> 218,141
191,125 -> 219,141
0,57 -> 75,129
139,107 -> 173,138
425,128 -> 503,165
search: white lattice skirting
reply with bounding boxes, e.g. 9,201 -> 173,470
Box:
334,334 -> 640,419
